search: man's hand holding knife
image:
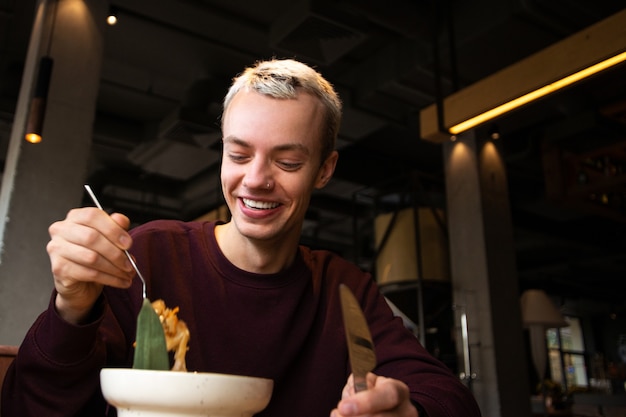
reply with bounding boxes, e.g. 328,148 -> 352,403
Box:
335,285 -> 419,417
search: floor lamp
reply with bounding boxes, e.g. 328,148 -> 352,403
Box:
520,289 -> 568,413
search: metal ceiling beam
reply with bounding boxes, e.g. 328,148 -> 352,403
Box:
419,9 -> 626,143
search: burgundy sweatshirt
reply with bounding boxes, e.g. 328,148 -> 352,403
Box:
2,220 -> 481,417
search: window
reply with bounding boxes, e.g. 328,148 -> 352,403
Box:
546,316 -> 588,390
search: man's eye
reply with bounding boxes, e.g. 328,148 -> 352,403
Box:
278,161 -> 302,171
228,153 -> 248,163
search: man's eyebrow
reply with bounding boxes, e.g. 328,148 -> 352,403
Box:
222,136 -> 250,148
223,136 -> 311,156
274,143 -> 310,156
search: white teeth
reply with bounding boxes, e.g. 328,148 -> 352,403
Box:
243,198 -> 279,210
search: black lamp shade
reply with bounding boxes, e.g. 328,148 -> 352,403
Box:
25,56 -> 54,143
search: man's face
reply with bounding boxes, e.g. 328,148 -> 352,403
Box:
220,89 -> 337,244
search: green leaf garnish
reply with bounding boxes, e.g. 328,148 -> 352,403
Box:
132,298 -> 169,370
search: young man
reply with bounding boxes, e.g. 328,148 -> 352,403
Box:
2,59 -> 481,417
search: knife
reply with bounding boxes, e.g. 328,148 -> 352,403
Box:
339,284 -> 376,392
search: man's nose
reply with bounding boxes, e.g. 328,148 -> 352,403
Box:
243,160 -> 273,189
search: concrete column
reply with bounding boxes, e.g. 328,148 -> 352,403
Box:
0,0 -> 108,344
443,132 -> 531,417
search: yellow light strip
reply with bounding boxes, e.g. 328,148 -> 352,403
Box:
448,51 -> 626,136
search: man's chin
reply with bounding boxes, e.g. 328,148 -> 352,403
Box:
232,219 -> 278,241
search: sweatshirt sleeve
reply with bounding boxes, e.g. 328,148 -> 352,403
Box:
362,281 -> 482,417
1,291 -> 132,417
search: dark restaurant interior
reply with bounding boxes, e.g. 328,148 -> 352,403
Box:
0,1 -> 625,416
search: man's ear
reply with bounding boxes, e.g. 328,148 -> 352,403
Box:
315,151 -> 339,189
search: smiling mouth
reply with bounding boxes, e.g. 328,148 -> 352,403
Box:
242,198 -> 280,210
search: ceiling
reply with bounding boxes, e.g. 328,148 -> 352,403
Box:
1,0 -> 626,316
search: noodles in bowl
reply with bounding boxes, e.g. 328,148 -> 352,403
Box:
101,300 -> 273,416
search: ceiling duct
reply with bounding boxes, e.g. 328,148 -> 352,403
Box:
270,0 -> 367,65
128,79 -> 225,181
158,105 -> 221,147
127,139 -> 221,181
158,78 -> 226,147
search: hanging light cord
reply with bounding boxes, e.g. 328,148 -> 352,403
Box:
45,0 -> 58,56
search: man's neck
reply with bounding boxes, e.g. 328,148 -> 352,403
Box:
214,222 -> 299,274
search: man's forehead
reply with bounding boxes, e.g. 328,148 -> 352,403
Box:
222,89 -> 325,156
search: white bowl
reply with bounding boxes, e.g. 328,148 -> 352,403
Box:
100,368 -> 273,417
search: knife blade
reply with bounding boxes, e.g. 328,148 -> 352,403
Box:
339,284 -> 376,392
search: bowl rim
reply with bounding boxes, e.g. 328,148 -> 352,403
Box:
100,367 -> 273,383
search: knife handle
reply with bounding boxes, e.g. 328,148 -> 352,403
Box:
354,376 -> 368,392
